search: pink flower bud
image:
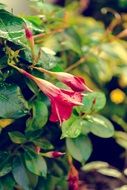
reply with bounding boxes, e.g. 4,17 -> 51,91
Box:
24,25 -> 33,39
44,151 -> 65,158
35,146 -> 41,154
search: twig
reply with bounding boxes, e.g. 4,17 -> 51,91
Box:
65,56 -> 87,72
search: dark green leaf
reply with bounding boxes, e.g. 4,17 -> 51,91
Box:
66,135 -> 92,163
25,77 -> 39,95
12,156 -> 30,190
1,174 -> 15,190
26,100 -> 48,132
8,131 -> 26,144
0,55 -> 8,69
24,149 -> 47,177
0,181 -> 3,190
0,83 -> 29,119
0,152 -> 12,177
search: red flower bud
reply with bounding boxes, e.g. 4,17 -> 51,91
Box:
68,164 -> 79,190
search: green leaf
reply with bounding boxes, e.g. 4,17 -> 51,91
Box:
80,119 -> 91,135
0,152 -> 12,177
26,100 -> 48,132
33,139 -> 54,150
8,131 -> 26,144
1,174 -> 15,190
0,83 -> 29,119
66,135 -> 92,163
12,156 -> 30,190
27,171 -> 38,189
24,148 -> 47,177
0,9 -> 24,41
77,92 -> 106,114
37,48 -> 57,70
86,115 -> 114,138
62,116 -> 82,138
0,181 -> 3,190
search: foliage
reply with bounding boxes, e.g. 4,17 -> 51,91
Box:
1,0 -> 127,189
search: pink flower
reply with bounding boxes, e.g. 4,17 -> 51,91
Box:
17,68 -> 83,124
34,67 -> 92,92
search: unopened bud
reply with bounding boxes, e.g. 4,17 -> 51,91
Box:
35,146 -> 41,154
44,151 -> 65,158
24,25 -> 33,39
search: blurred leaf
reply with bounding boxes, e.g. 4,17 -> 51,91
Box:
0,118 -> 14,129
86,115 -> 114,138
0,83 -> 29,119
29,1 -> 64,23
0,3 -> 6,10
119,0 -> 127,7
115,185 -> 127,190
97,168 -> 122,178
101,41 -> 127,63
114,131 -> 127,149
82,161 -> 109,172
26,100 -> 48,132
60,28 -> 82,55
66,135 -> 92,163
12,156 -> 30,190
0,181 -> 3,190
24,148 -> 47,177
8,131 -> 26,144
